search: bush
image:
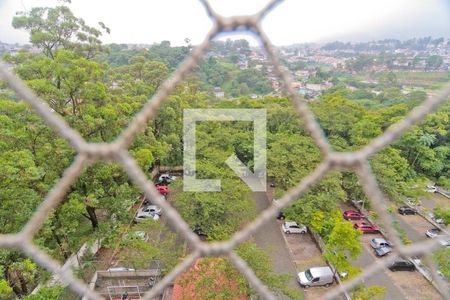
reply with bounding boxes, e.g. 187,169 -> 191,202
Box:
437,176 -> 450,189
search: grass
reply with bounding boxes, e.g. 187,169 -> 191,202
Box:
392,220 -> 412,245
394,71 -> 450,90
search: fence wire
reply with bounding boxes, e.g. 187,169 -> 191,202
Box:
0,0 -> 449,299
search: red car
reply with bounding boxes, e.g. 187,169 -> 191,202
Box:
343,210 -> 365,220
353,222 -> 379,233
156,185 -> 170,195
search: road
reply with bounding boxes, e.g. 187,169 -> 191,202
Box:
351,234 -> 407,300
341,203 -> 408,300
252,191 -> 303,299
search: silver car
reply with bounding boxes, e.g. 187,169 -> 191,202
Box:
282,221 -> 307,234
374,246 -> 392,257
426,228 -> 442,238
370,238 -> 391,249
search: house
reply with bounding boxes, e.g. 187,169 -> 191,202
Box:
214,87 -> 225,98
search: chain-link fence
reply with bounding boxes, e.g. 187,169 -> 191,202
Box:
0,1 -> 449,299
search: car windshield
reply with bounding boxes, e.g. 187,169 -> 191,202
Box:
378,246 -> 391,254
305,269 -> 313,281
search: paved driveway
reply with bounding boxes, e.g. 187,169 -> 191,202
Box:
351,234 -> 407,300
342,202 -> 443,300
252,191 -> 302,299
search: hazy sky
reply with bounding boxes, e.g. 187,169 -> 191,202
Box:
1,0 -> 450,46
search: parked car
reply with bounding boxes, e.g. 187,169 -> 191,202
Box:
159,173 -> 176,182
192,225 -> 207,238
438,238 -> 450,247
343,210 -> 365,220
135,209 -> 160,222
427,212 -> 444,224
140,205 -> 162,216
156,185 -> 170,195
388,260 -> 415,272
353,222 -> 380,233
425,183 -> 437,193
374,246 -> 392,257
426,228 -> 442,238
370,238 -> 391,249
282,221 -> 307,234
277,211 -> 286,220
398,206 -> 417,215
297,266 -> 334,287
437,270 -> 449,282
272,199 -> 286,220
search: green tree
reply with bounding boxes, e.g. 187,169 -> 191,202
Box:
0,279 -> 14,300
24,286 -> 63,300
323,211 -> 362,278
432,206 -> 450,226
12,4 -> 107,59
426,55 -> 443,70
434,247 -> 450,280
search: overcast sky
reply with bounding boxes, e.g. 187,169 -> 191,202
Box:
1,0 -> 450,46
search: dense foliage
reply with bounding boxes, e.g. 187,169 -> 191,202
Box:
0,2 -> 448,298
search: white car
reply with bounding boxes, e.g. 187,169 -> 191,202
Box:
282,221 -> 307,234
425,183 -> 437,193
140,205 -> 162,216
135,207 -> 160,222
427,212 -> 444,224
158,173 -> 176,183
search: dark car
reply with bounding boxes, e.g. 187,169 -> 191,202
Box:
277,211 -> 286,220
398,206 -> 417,215
388,260 -> 415,272
192,225 -> 207,238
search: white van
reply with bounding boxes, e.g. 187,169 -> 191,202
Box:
298,266 -> 334,287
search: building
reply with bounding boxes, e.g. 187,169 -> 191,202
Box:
213,87 -> 225,98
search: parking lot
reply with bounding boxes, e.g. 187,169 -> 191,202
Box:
282,230 -> 344,300
342,202 -> 443,300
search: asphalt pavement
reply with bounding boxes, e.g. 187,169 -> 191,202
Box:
350,236 -> 407,300
252,191 -> 303,299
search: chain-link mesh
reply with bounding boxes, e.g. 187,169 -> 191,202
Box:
0,1 -> 449,299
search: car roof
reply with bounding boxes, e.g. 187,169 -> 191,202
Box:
309,266 -> 333,277
376,246 -> 391,253
344,210 -> 358,213
284,221 -> 298,226
355,222 -> 370,226
372,238 -> 387,243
